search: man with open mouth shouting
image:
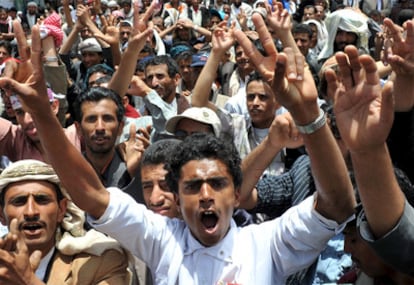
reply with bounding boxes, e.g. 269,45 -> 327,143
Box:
0,17 -> 356,284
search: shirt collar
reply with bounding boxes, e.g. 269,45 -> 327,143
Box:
36,247 -> 55,280
183,219 -> 237,263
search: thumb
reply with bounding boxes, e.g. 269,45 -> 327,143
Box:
272,53 -> 288,94
30,250 -> 42,271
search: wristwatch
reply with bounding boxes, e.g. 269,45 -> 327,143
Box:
295,108 -> 326,134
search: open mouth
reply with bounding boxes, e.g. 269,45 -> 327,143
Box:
201,211 -> 219,231
238,59 -> 249,65
93,136 -> 109,144
21,223 -> 43,234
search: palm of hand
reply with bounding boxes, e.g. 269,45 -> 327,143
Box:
273,69 -> 317,111
334,82 -> 389,152
257,55 -> 277,82
99,26 -> 119,45
267,12 -> 291,34
212,29 -> 234,52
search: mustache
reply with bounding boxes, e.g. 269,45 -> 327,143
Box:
91,134 -> 110,140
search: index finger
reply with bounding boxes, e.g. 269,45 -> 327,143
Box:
405,19 -> 414,48
142,0 -> 157,23
251,13 -> 277,59
13,20 -> 29,62
30,26 -> 45,84
360,54 -> 379,86
383,18 -> 404,45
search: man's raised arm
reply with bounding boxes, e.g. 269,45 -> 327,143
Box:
0,26 -> 108,219
330,45 -> 404,237
235,13 -> 356,223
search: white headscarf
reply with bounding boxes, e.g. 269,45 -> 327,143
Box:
303,19 -> 328,53
317,8 -> 370,61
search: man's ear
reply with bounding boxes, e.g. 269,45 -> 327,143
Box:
0,207 -> 8,226
174,73 -> 181,86
117,119 -> 125,137
234,187 -> 241,209
51,99 -> 60,115
74,121 -> 82,137
57,198 -> 68,223
175,192 -> 180,208
122,96 -> 129,108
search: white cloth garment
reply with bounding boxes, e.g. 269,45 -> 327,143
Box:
89,187 -> 351,285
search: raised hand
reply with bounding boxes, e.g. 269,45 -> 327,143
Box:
126,75 -> 153,97
0,26 -> 49,116
76,4 -> 90,27
268,47 -> 316,124
211,22 -> 235,54
266,2 -> 291,40
237,8 -> 248,30
102,25 -> 121,46
135,0 -> 157,33
381,18 -> 414,110
382,18 -> 414,73
0,219 -> 43,285
326,45 -> 394,152
118,124 -> 148,177
234,13 -> 277,81
9,20 -> 33,83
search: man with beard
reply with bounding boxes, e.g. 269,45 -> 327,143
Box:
73,87 -> 144,203
317,8 -> 370,66
21,2 -> 41,33
0,159 -> 131,284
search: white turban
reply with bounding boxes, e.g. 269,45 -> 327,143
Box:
318,9 -> 370,61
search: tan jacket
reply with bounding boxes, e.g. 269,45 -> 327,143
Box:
46,249 -> 131,285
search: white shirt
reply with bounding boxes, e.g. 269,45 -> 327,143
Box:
89,187 -> 348,285
35,247 -> 55,280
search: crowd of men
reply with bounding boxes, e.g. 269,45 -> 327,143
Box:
0,0 -> 413,284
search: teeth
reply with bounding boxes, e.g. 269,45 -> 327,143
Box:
24,224 -> 41,230
204,211 -> 213,215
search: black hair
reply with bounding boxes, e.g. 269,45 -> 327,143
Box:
74,87 -> 125,123
235,37 -> 267,57
165,133 -> 242,194
144,55 -> 179,78
292,23 -> 313,38
141,139 -> 181,166
120,0 -> 132,5
0,40 -> 12,56
93,75 -> 112,86
140,43 -> 156,56
397,9 -> 414,26
176,50 -> 194,63
304,4 -> 315,11
246,71 -> 267,88
84,63 -> 114,90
